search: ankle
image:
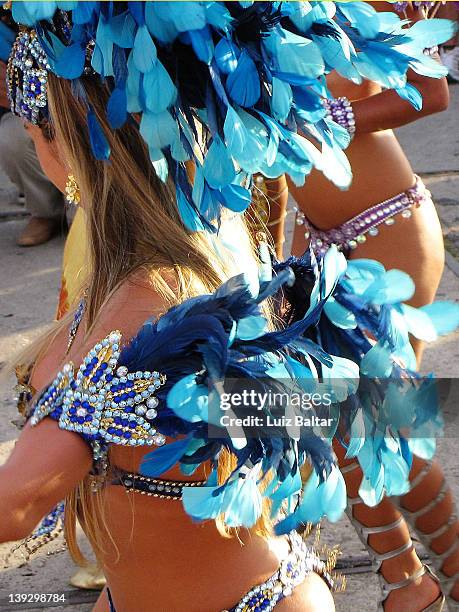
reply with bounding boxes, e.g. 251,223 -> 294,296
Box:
383,570 -> 442,612
379,549 -> 422,585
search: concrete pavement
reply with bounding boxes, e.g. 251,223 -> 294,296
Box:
0,85 -> 458,611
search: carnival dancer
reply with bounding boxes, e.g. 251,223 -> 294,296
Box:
287,2 -> 459,610
1,3 -> 457,611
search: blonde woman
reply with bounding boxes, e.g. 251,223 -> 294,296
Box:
4,48 -> 340,612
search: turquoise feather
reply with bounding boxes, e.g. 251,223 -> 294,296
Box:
203,136 -> 236,189
145,3 -> 178,44
408,18 -> 458,50
400,303 -> 438,342
143,60 -> 177,113
420,302 -> 459,337
176,188 -> 205,233
360,342 -> 394,377
220,184 -> 252,213
223,106 -> 247,160
396,83 -> 423,111
264,28 -> 325,80
163,1 -> 207,33
324,297 -> 357,329
92,18 -> 114,78
362,269 -> 415,305
133,24 -> 157,73
167,374 -> 208,423
226,50 -> 261,108
108,11 -> 136,49
271,77 -> 293,122
140,110 -> 179,150
141,438 -> 191,477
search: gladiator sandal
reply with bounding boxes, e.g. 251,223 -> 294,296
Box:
342,463 -> 445,612
393,460 -> 459,610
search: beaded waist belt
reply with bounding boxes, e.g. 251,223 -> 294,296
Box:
295,175 -> 430,256
111,468 -> 206,500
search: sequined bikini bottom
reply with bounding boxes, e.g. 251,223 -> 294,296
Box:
295,175 -> 431,256
106,471 -> 336,612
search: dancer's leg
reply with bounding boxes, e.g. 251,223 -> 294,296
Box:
347,193 -> 444,364
335,443 -> 442,611
395,456 -> 459,605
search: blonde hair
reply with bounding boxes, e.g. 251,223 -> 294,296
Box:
25,74 -> 273,563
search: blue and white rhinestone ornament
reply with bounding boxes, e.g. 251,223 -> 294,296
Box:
31,331 -> 167,449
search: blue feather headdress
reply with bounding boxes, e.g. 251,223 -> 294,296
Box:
6,1 -> 455,230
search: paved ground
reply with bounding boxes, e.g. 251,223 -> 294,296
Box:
0,85 -> 457,611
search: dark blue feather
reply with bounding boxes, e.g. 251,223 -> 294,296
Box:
87,105 -> 111,160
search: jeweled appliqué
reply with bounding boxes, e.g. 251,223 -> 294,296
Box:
31,331 -> 167,452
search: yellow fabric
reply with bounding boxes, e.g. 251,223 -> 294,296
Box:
56,207 -> 89,320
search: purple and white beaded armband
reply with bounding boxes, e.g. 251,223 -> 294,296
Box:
323,96 -> 356,140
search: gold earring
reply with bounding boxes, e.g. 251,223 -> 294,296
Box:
65,174 -> 81,206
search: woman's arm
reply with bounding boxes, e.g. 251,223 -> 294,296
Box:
351,70 -> 449,134
350,2 -> 450,134
0,418 -> 92,542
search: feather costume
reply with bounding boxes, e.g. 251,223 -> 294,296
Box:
5,1 -> 456,229
30,248 -> 459,532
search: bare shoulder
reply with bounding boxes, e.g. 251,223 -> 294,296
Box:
277,572 -> 335,611
31,270 -> 177,393
93,270 -> 177,335
68,270 -> 177,365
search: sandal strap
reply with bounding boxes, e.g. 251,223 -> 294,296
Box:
345,497 -> 412,571
433,566 -> 459,603
395,473 -> 459,604
380,564 -> 426,597
420,512 -> 458,545
355,516 -> 405,539
432,537 -> 459,563
396,478 -> 450,521
373,540 -> 414,564
410,461 -> 433,490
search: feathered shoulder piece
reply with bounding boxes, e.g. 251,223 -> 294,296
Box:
7,1 -> 456,229
276,248 -> 459,512
29,246 -> 459,531
30,253 -> 360,532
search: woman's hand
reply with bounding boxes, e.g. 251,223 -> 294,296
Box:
0,418 -> 92,543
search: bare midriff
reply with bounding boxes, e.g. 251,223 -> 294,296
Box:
98,446 -> 290,611
29,285 -> 315,612
289,75 -> 416,231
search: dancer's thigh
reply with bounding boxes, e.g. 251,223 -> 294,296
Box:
348,197 -> 444,362
347,196 -> 444,308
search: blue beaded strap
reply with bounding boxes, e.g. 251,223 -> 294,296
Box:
6,502 -> 65,564
226,531 -> 334,612
111,469 -> 206,500
32,502 -> 65,539
30,330 -> 167,466
66,294 -> 86,353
